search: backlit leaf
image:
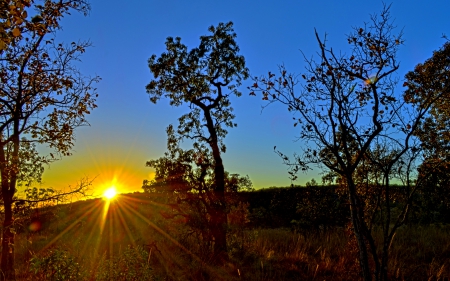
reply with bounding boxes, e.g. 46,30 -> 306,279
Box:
12,27 -> 20,37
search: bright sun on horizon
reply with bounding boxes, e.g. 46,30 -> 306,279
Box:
103,187 -> 117,200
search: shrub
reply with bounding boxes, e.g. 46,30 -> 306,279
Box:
95,245 -> 154,281
29,248 -> 85,281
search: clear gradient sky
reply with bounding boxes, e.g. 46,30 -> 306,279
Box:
38,0 -> 449,196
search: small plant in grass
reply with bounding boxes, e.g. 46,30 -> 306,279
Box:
29,248 -> 85,281
95,245 -> 154,281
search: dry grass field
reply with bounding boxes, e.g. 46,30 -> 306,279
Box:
9,193 -> 450,280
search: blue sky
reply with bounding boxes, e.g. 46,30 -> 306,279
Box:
39,0 -> 450,194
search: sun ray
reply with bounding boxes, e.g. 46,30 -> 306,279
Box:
39,199 -> 103,253
119,200 -> 228,278
79,211 -> 104,258
114,201 -> 139,249
37,189 -> 226,280
119,200 -> 206,264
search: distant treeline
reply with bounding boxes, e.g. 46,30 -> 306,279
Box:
16,184 -> 450,239
239,184 -> 450,230
239,185 -> 349,230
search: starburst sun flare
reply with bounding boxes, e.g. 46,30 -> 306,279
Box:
103,187 -> 117,200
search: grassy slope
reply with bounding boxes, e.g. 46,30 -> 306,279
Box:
12,192 -> 450,280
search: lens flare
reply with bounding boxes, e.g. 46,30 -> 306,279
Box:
364,75 -> 378,85
29,221 -> 41,232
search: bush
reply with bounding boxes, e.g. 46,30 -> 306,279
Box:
29,248 -> 85,281
95,245 -> 154,281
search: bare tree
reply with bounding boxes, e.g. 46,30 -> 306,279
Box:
251,5 -> 442,281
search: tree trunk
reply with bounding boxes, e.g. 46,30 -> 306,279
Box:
348,179 -> 372,281
0,195 -> 15,281
0,138 -> 18,280
378,242 -> 389,281
378,175 -> 391,281
204,108 -> 228,261
211,210 -> 228,261
211,149 -> 227,259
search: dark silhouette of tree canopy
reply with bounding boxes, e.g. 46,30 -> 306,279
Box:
143,136 -> 252,255
0,0 -> 98,279
405,42 -> 450,161
403,42 -> 450,224
250,5 -> 444,281
146,22 -> 249,261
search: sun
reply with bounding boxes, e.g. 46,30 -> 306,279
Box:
103,186 -> 117,200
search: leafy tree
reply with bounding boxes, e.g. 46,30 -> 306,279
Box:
403,42 -> 450,224
146,22 -> 249,261
143,136 -> 252,257
404,42 -> 450,160
413,159 -> 450,223
0,0 -> 98,278
250,6 -> 442,281
0,0 -> 31,52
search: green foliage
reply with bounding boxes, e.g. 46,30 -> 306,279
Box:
29,248 -> 84,281
95,246 -> 154,281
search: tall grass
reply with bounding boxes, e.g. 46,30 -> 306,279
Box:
11,197 -> 450,280
232,226 -> 450,281
167,226 -> 450,281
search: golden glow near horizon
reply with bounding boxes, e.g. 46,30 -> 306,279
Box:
100,175 -> 123,199
103,187 -> 117,200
